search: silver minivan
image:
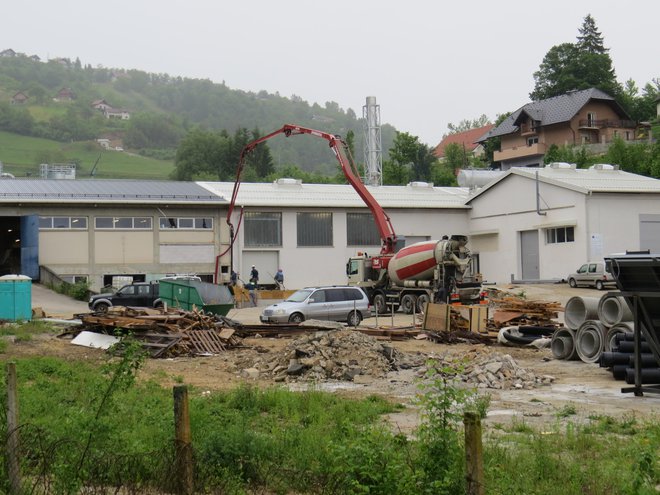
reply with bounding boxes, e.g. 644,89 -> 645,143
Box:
567,261 -> 616,290
260,286 -> 370,325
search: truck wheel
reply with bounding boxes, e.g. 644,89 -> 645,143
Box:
94,302 -> 110,313
347,310 -> 362,326
374,293 -> 387,314
416,294 -> 430,313
595,280 -> 604,290
289,313 -> 304,323
401,294 -> 416,314
568,278 -> 577,288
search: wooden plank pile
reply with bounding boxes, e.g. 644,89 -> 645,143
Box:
488,292 -> 562,330
71,306 -> 242,358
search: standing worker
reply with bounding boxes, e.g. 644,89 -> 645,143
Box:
245,280 -> 258,307
250,265 -> 259,286
274,268 -> 284,290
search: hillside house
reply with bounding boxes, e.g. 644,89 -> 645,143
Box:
0,48 -> 17,57
91,99 -> 112,111
477,88 -> 636,170
11,92 -> 28,105
103,107 -> 131,120
54,87 -> 75,101
434,124 -> 495,160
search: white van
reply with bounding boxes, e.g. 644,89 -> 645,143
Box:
567,262 -> 616,290
260,286 -> 370,326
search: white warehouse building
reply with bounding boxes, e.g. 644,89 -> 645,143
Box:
466,164 -> 660,284
1,164 -> 659,292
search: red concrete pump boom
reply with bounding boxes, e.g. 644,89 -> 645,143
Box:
226,124 -> 398,256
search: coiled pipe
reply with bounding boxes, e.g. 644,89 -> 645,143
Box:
564,296 -> 600,331
597,294 -> 633,327
605,322 -> 634,352
575,320 -> 607,363
551,328 -> 578,360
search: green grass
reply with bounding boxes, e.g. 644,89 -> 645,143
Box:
0,320 -> 57,342
0,355 -> 658,494
0,131 -> 174,179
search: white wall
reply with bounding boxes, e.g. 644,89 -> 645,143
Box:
586,194 -> 660,257
231,207 -> 469,290
468,175 -> 588,283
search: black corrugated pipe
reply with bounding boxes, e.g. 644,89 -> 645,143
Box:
611,365 -> 630,381
600,352 -> 634,368
625,368 -> 660,384
614,331 -> 645,343
628,353 -> 660,368
616,341 -> 651,353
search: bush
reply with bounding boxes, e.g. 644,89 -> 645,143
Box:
51,279 -> 90,300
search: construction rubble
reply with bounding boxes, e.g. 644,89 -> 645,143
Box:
229,328 -> 554,390
66,307 -> 243,357
236,329 -> 427,382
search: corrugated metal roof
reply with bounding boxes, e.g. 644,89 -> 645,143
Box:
466,165 -> 660,203
197,180 -> 470,209
477,88 -> 625,142
0,179 -> 225,204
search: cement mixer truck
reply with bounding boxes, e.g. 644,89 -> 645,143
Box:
227,124 -> 482,313
347,235 -> 483,314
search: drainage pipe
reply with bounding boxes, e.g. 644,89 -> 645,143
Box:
600,351 -> 633,368
611,364 -> 629,380
575,320 -> 607,363
616,340 -> 651,354
624,368 -> 660,385
629,353 -> 660,368
564,296 -> 600,331
606,322 -> 634,352
551,328 -> 578,360
597,294 -> 633,327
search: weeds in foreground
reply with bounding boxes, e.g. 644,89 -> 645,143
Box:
1,354 -> 659,494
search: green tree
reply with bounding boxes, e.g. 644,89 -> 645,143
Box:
443,143 -> 469,175
385,131 -> 434,184
246,127 -> 275,178
530,15 -> 621,100
446,114 -> 490,135
172,128 -> 229,180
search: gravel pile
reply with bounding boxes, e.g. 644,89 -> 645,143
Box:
459,352 -> 555,389
242,329 -> 426,382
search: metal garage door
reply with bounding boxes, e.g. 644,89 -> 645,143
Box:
520,230 -> 539,280
640,215 -> 660,253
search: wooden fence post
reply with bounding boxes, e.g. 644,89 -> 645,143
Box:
6,362 -> 22,494
464,411 -> 485,495
173,385 -> 194,495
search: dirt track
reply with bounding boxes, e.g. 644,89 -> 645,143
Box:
13,283 -> 660,431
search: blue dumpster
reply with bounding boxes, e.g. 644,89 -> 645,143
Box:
0,275 -> 32,321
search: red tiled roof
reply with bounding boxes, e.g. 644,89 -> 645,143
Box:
433,124 -> 495,158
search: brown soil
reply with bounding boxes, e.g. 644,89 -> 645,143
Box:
6,283 -> 659,432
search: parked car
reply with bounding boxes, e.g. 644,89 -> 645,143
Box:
260,286 -> 370,326
88,281 -> 162,312
567,261 -> 616,290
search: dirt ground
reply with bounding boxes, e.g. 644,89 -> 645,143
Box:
8,283 -> 660,432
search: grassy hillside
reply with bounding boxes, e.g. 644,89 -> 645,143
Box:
0,131 -> 173,179
0,55 -> 398,180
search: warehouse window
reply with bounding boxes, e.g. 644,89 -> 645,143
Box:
95,217 -> 153,230
39,216 -> 88,230
244,212 -> 281,247
297,212 -> 332,247
347,213 -> 380,246
546,226 -> 574,244
159,217 -> 213,229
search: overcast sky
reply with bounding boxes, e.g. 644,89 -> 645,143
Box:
5,0 -> 659,145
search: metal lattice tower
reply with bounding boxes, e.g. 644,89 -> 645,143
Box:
362,96 -> 382,186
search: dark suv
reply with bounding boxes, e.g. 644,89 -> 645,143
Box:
88,282 -> 162,312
